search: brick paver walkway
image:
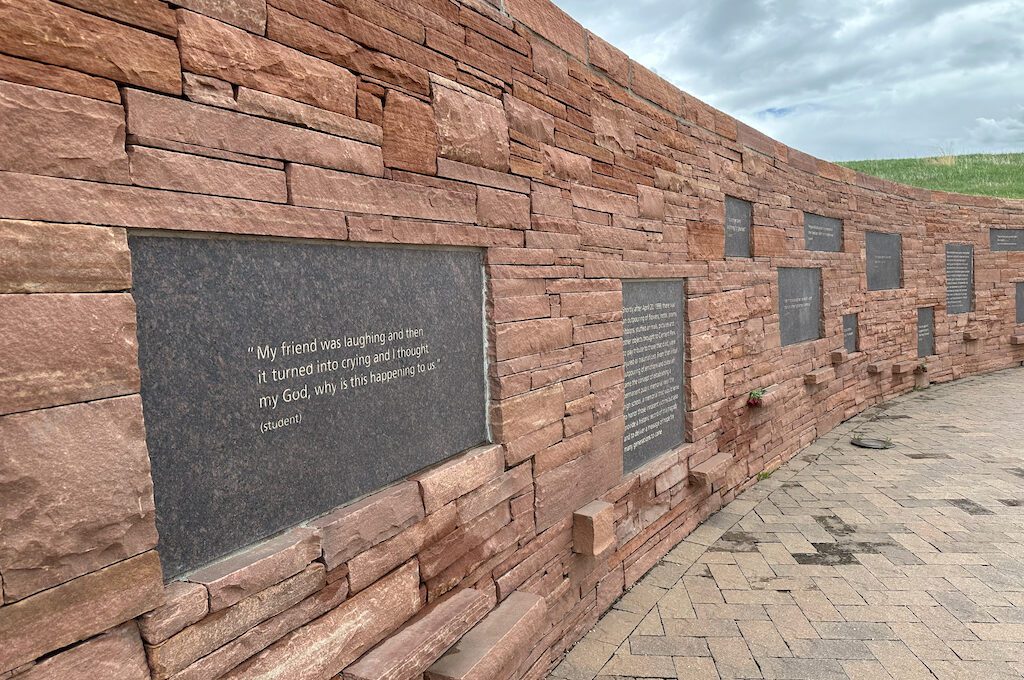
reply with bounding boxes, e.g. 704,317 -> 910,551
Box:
552,368 -> 1024,679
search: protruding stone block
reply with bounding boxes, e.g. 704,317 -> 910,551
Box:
803,367 -> 834,386
572,501 -> 615,556
434,83 -> 509,172
425,591 -> 547,680
831,349 -> 849,365
1011,334 -> 1024,346
414,445 -> 505,514
892,361 -> 917,375
867,361 -> 891,375
384,90 -> 438,174
689,453 -> 732,487
343,589 -> 491,680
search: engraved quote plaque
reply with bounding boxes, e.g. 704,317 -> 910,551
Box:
945,243 -> 974,315
1017,282 -> 1024,324
622,280 -> 685,472
990,228 -> 1024,251
843,313 -> 859,353
779,268 -> 823,346
131,236 -> 488,577
804,213 -> 843,252
866,231 -> 902,291
725,196 -> 752,258
917,307 -> 935,358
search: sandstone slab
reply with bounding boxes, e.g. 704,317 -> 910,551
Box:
0,552 -> 164,673
494,318 -> 573,362
0,220 -> 130,293
0,0 -> 180,94
129,146 -> 287,202
146,565 -> 326,679
0,52 -> 119,103
494,384 -> 565,442
434,84 -> 509,172
179,10 -> 355,116
425,591 -> 547,680
0,80 -> 129,182
0,396 -> 156,600
535,443 -> 622,531
15,622 -> 150,680
344,588 -> 491,680
187,527 -> 322,612
176,0 -> 267,33
478,187 -> 531,230
0,293 -> 140,415
414,445 -> 506,513
573,500 -> 615,556
287,165 -> 476,222
222,561 -> 422,680
138,581 -> 209,645
125,90 -> 381,176
347,505 -> 458,592
384,90 -> 438,174
313,482 -> 425,571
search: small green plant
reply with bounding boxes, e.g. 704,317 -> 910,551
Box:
757,470 -> 774,481
747,388 -> 767,407
915,361 -> 928,374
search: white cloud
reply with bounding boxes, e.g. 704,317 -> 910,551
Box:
553,0 -> 1024,160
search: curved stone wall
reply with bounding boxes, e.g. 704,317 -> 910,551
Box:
1,0 -> 1022,677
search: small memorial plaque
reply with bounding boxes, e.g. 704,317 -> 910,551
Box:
804,212 -> 843,252
131,236 -> 488,578
866,231 -> 902,291
917,307 -> 935,357
1017,282 -> 1024,324
843,313 -> 859,353
990,228 -> 1024,251
945,243 -> 974,315
778,268 -> 823,346
622,280 -> 685,472
724,196 -> 752,258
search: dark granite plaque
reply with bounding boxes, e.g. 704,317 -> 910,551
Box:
917,307 -> 935,357
622,280 -> 685,472
866,231 -> 902,291
945,243 -> 974,315
804,212 -> 843,252
843,313 -> 859,353
1017,282 -> 1024,324
990,228 -> 1024,251
724,196 -> 752,258
778,268 -> 823,346
131,236 -> 488,578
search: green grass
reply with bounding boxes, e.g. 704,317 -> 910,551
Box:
838,153 -> 1024,199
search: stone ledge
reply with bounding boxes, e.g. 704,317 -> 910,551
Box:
868,360 -> 892,375
892,361 -> 917,375
688,453 -> 732,487
803,367 -> 834,386
1010,334 -> 1024,345
572,500 -> 615,556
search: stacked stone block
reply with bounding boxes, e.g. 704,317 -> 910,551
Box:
1,0 -> 1023,678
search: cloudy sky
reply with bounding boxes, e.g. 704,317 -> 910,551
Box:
553,0 -> 1024,161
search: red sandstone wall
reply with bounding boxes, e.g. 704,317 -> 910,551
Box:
1,0 -> 1023,677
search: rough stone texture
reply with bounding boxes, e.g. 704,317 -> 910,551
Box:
187,528 -> 322,613
287,165 -> 476,221
125,90 -> 382,176
434,84 -> 510,172
479,187 -> 531,230
0,52 -> 120,103
384,90 -> 438,174
221,561 -> 422,679
0,552 -> 164,673
347,506 -> 458,593
343,588 -> 491,680
415,445 -> 506,514
129,146 -> 287,202
0,396 -> 156,601
426,591 -> 548,680
178,11 -> 355,117
0,0 -> 181,94
0,220 -> 130,293
0,293 -> 140,415
0,80 -> 129,182
176,0 -> 267,33
313,482 -> 425,571
234,87 -> 382,145
535,444 -> 622,531
137,581 -> 209,645
145,565 -> 326,679
572,501 -> 615,556
493,384 -> 565,442
14,622 -> 150,680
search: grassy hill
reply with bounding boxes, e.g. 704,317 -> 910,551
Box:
838,153 -> 1024,199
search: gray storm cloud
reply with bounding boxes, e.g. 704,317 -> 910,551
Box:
554,0 -> 1024,160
